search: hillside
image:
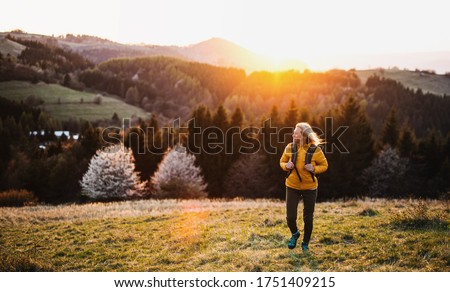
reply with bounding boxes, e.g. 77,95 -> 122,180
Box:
0,199 -> 448,272
356,69 -> 450,96
1,31 -> 449,138
0,32 -> 307,72
82,56 -> 247,121
0,37 -> 26,57
0,81 -> 150,121
3,31 -> 449,92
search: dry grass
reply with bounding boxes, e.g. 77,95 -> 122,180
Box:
390,200 -> 448,230
0,199 -> 279,224
0,198 -> 448,272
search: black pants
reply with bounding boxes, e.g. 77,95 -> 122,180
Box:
286,187 -> 317,244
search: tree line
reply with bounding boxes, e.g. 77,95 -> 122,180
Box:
1,94 -> 449,205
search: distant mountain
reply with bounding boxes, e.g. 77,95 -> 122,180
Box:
180,37 -> 307,72
184,37 -> 251,64
64,36 -> 307,72
1,31 -> 448,94
0,32 -> 307,72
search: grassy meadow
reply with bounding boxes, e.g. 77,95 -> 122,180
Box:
0,198 -> 448,272
0,81 -> 150,121
355,69 -> 450,96
0,37 -> 26,57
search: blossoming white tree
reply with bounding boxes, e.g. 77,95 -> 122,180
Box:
151,145 -> 207,199
80,144 -> 146,199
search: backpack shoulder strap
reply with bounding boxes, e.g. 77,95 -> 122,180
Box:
285,143 -> 302,181
305,144 -> 317,164
305,144 -> 318,182
291,142 -> 298,165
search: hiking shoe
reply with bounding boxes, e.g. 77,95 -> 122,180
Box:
288,231 -> 300,249
301,241 -> 309,251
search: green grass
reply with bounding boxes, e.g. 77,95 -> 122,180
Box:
356,69 -> 450,96
0,199 -> 448,272
0,81 -> 150,121
0,37 -> 26,57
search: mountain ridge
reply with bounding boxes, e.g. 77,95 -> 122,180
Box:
1,31 -> 449,98
2,31 -> 449,75
0,31 -> 308,72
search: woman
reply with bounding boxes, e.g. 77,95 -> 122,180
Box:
280,122 -> 328,251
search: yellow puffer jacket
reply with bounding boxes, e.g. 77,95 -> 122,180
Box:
280,143 -> 328,190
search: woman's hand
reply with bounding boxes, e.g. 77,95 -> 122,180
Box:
286,161 -> 295,170
304,164 -> 315,172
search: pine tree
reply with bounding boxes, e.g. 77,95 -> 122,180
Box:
20,112 -> 35,130
340,96 -> 375,161
223,152 -> 275,198
284,99 -> 298,127
37,112 -> 48,131
188,105 -> 211,155
80,144 -> 145,199
151,145 -> 207,199
149,113 -> 159,130
210,105 -> 231,196
4,116 -> 19,141
0,119 -> 11,164
63,73 -> 71,87
230,107 -> 243,128
229,107 -> 243,161
188,105 -> 213,193
421,130 -> 443,179
398,125 -> 416,158
125,127 -> 147,179
334,96 -> 375,196
382,109 -> 399,148
270,105 -> 281,127
111,112 -> 120,125
260,104 -> 286,199
48,152 -> 81,201
444,134 -> 450,159
299,107 -> 310,123
80,123 -> 101,158
435,157 -> 450,193
125,86 -> 140,105
213,105 -> 229,131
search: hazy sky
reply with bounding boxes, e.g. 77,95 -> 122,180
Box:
2,0 -> 449,63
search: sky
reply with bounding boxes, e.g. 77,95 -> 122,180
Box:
2,0 -> 449,71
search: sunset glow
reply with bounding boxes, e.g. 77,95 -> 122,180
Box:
1,0 -> 449,71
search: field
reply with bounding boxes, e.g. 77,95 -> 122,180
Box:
0,37 -> 26,57
356,69 -> 450,96
0,81 -> 150,121
0,198 -> 448,272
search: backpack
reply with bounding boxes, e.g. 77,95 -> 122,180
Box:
286,143 -> 318,182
